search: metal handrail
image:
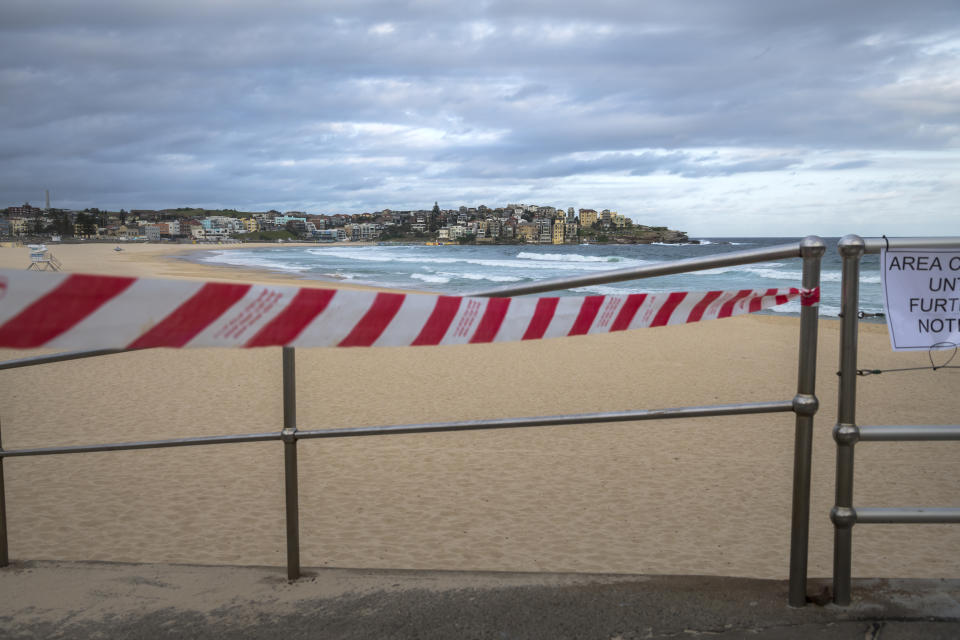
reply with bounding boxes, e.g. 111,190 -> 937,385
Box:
862,236 -> 960,254
831,234 -> 960,606
0,401 -> 794,459
853,508 -> 960,524
0,348 -> 132,371
0,237 -> 825,605
858,425 -> 960,441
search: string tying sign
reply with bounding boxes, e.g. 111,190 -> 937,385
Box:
0,269 -> 814,350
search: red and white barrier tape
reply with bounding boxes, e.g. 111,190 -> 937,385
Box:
0,269 -> 816,350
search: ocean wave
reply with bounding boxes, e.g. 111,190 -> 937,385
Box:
303,246 -> 650,272
515,251 -> 633,263
650,242 -> 701,246
322,252 -> 635,272
691,264 -> 881,285
570,284 -> 671,296
410,273 -> 451,284
696,263 -> 786,276
771,300 -> 843,317
445,272 -> 524,282
199,251 -> 311,272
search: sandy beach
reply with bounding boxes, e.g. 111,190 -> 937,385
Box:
0,241 -> 958,581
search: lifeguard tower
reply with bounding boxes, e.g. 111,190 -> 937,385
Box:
26,245 -> 62,271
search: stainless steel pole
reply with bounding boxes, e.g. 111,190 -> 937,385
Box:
0,348 -> 130,371
858,425 -> 960,441
282,346 -> 300,580
788,236 -> 825,606
854,507 -> 960,524
0,418 -> 8,567
831,234 -> 865,605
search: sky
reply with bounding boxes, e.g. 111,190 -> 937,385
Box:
1,1 -> 958,236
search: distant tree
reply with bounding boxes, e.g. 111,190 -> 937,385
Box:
53,212 -> 73,236
75,212 -> 97,236
457,233 -> 476,245
119,209 -> 127,224
429,202 -> 442,233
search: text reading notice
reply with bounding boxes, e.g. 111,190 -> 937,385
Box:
882,249 -> 960,351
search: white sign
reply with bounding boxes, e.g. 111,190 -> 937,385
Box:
881,249 -> 960,351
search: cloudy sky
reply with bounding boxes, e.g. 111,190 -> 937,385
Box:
1,1 -> 958,236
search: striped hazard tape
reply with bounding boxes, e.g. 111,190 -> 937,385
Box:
0,269 -> 817,350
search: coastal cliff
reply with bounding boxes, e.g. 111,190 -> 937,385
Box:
580,224 -> 695,245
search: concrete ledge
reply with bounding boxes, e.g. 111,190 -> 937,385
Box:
1,561 -> 959,639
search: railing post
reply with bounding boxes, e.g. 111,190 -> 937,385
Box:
282,346 -> 300,580
0,418 -> 8,567
831,234 -> 865,605
788,236 -> 825,606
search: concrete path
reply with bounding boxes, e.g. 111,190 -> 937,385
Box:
2,561 -> 959,639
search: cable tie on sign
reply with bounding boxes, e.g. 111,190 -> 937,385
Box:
857,311 -> 886,319
929,342 -> 958,371
882,234 -> 890,251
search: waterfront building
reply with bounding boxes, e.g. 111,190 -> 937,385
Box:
315,229 -> 345,242
8,217 -> 28,235
579,209 -> 598,227
517,221 -> 537,242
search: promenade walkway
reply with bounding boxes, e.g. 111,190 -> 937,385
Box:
2,561 -> 958,638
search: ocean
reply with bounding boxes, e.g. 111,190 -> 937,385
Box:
194,237 -> 884,319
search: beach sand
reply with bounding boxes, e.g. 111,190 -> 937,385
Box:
0,242 -> 958,581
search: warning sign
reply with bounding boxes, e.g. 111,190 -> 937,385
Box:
882,249 -> 960,351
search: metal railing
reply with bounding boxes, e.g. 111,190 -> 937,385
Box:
0,237 -> 826,605
831,235 -> 960,605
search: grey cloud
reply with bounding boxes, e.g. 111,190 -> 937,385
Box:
818,160 -> 874,171
0,1 -> 958,224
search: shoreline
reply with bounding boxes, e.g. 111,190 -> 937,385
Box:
0,240 -> 403,293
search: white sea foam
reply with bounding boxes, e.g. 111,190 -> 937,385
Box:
304,247 -> 626,271
446,272 -> 524,282
571,284 -> 671,296
693,263 -> 880,285
650,242 -> 702,246
516,251 -> 632,263
199,251 -> 310,272
410,273 -> 451,284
